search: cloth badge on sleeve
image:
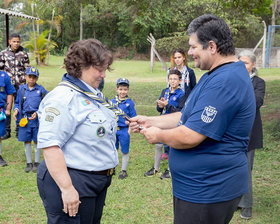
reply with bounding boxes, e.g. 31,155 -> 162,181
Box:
96,126 -> 106,138
82,100 -> 90,106
201,106 -> 217,123
0,87 -> 4,92
45,107 -> 60,122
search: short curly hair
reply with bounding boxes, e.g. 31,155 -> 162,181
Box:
64,39 -> 113,78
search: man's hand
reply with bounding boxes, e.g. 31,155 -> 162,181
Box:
140,126 -> 161,144
129,115 -> 150,133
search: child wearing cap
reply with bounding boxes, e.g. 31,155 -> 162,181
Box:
0,71 -> 15,167
13,67 -> 48,173
144,69 -> 185,179
111,78 -> 136,179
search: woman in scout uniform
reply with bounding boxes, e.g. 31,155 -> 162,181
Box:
36,39 -> 119,224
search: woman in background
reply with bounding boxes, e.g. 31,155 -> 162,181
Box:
238,50 -> 266,220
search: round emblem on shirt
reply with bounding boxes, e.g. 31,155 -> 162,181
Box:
173,96 -> 177,101
96,126 -> 106,138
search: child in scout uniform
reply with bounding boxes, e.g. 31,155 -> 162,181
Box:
111,78 -> 136,179
13,67 -> 48,173
144,69 -> 184,179
0,71 -> 15,166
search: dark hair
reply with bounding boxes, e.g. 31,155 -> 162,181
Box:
117,83 -> 129,88
9,33 -> 20,40
170,49 -> 187,69
168,69 -> 182,80
187,14 -> 235,56
64,39 -> 113,78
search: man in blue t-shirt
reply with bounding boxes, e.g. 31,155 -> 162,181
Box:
129,14 -> 256,224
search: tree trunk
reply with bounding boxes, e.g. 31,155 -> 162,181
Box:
271,0 -> 279,47
80,3 -> 83,40
31,2 -> 39,65
47,9 -> 55,65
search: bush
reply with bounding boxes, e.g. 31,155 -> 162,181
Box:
155,32 -> 189,58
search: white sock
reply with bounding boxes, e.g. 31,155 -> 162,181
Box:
121,153 -> 129,171
34,143 -> 41,163
24,143 -> 32,164
154,143 -> 163,170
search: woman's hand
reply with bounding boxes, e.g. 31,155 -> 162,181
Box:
61,185 -> 81,217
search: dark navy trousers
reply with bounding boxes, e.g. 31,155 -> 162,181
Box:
37,160 -> 112,224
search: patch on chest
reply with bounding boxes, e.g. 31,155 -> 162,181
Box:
201,106 -> 217,123
96,126 -> 106,138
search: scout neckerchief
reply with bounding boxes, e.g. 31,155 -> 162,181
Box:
59,74 -> 125,118
250,72 -> 256,79
114,95 -> 128,106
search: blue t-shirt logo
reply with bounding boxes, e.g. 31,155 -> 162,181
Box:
201,105 -> 217,123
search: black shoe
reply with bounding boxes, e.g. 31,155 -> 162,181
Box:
240,207 -> 252,219
144,167 -> 160,177
0,155 -> 7,166
32,162 -> 40,173
118,170 -> 128,179
1,132 -> 11,140
160,169 -> 170,179
25,163 -> 33,173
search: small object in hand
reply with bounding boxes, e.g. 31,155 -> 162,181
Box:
124,115 -> 131,123
124,115 -> 144,130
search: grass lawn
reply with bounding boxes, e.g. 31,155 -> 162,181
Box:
0,55 -> 279,223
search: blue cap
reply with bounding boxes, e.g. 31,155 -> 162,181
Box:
117,78 -> 129,86
26,67 -> 39,77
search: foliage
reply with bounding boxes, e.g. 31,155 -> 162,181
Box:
2,0 -> 279,54
22,30 -> 57,64
155,32 -> 189,58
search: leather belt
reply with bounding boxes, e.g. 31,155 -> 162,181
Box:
91,168 -> 115,176
68,167 -> 115,176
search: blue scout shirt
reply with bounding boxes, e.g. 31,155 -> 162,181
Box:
0,71 -> 15,108
37,74 -> 118,171
14,84 -> 48,116
169,61 -> 256,204
111,96 -> 136,127
157,88 -> 184,115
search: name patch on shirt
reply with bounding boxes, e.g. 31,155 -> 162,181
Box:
201,106 -> 217,123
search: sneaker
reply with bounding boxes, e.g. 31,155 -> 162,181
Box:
144,167 -> 160,177
25,163 -> 33,173
0,155 -> 7,166
1,132 -> 11,140
240,207 -> 252,219
32,162 -> 40,173
161,153 -> 169,161
118,170 -> 128,179
160,169 -> 170,179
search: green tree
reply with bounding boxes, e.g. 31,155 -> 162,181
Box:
22,30 -> 57,64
